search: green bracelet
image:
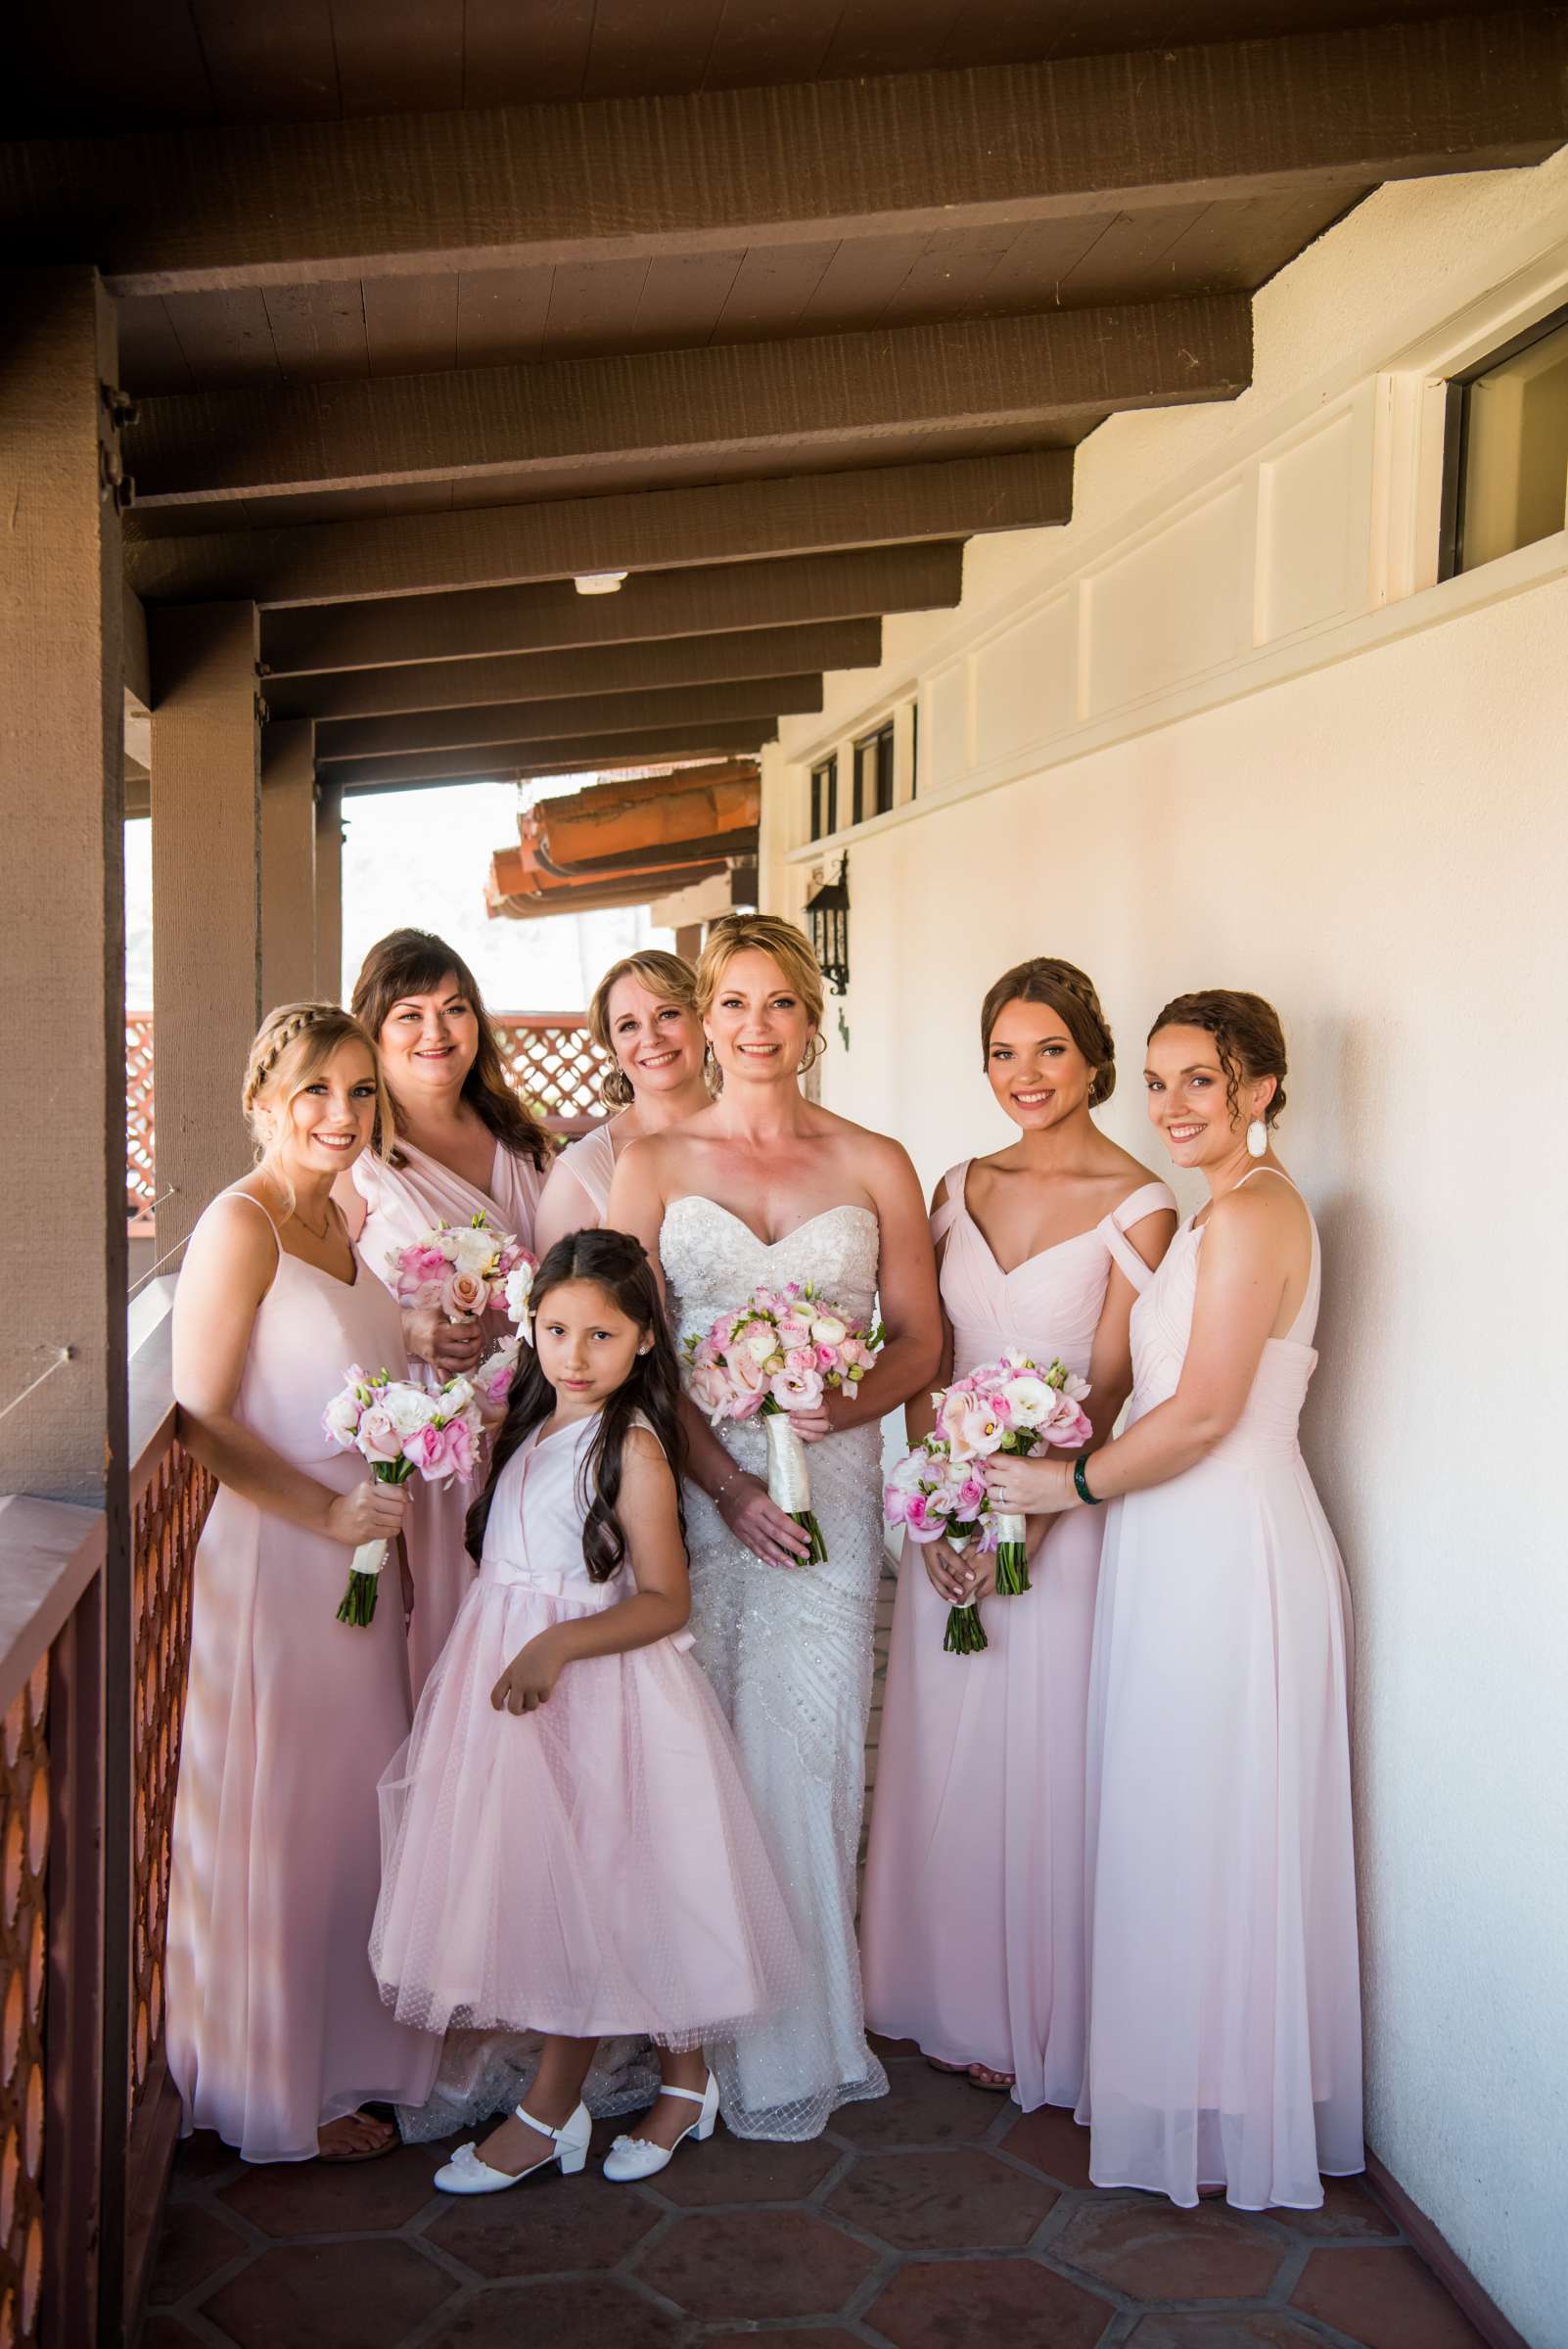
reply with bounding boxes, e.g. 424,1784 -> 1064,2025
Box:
1073,1454 -> 1104,1507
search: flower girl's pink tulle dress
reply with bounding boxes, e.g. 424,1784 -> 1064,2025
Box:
1077,1168 -> 1362,2209
371,1411 -> 801,2054
861,1164 -> 1175,2110
165,1194 -> 438,2163
353,1137 -> 545,1695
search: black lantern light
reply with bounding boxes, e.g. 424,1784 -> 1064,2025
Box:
805,855 -> 851,995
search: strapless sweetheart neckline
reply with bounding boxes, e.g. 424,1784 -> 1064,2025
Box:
663,1194 -> 879,1255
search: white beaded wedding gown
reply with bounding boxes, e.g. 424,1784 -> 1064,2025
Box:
660,1196 -> 889,2140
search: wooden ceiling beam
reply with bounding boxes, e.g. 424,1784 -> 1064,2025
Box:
316,673 -> 820,763
9,13 -> 1562,294
338,719 -> 775,793
124,299 -> 1247,506
264,620 -> 881,722
125,451 -> 1069,607
260,542 -> 962,676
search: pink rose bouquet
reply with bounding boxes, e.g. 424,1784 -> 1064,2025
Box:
681,1279 -> 883,1565
388,1212 -> 534,1331
322,1364 -> 485,1626
885,1349 -> 1092,1654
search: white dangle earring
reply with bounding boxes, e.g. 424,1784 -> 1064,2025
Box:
1246,1116 -> 1268,1159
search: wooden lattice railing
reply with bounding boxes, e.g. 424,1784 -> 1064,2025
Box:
0,1660 -> 50,2349
124,1013 -> 608,1225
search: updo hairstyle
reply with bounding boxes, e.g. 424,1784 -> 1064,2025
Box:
980,957 -> 1117,1107
587,949 -> 700,1109
694,913 -> 826,1031
1148,990 -> 1288,1128
242,1002 -> 394,1206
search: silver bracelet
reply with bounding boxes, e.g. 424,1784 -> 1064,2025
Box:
711,1462 -> 745,1507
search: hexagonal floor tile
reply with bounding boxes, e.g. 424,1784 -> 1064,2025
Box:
420,2279 -> 680,2348
218,2142 -> 443,2236
706,2333 -> 864,2349
1001,2104 -> 1095,2188
650,2130 -> 843,2207
141,2320 -> 208,2349
827,2148 -> 1056,2250
1290,2246 -> 1491,2349
828,2058 -> 998,2150
867,2255 -> 1109,2349
199,2237 -> 455,2349
426,2167 -> 660,2279
1051,2199 -> 1284,2301
148,2202 -> 247,2302
1268,2178 -> 1400,2240
1125,2317 -> 1325,2349
633,2208 -> 879,2321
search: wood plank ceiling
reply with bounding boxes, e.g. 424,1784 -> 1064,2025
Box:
6,1 -> 1565,808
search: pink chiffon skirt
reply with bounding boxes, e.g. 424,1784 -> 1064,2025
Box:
371,1569 -> 802,2050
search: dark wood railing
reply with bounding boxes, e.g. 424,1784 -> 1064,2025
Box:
0,1310 -> 212,2347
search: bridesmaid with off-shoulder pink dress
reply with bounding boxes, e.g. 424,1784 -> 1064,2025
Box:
862,960 -> 1175,2110
338,931 -> 553,1695
166,1004 -> 438,2164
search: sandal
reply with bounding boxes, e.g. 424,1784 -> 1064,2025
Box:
318,2111 -> 399,2164
966,2063 -> 1016,2093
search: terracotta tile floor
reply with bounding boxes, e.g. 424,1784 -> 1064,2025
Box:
146,1579 -> 1489,2349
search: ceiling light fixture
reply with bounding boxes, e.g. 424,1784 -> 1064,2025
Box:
574,571 -> 629,596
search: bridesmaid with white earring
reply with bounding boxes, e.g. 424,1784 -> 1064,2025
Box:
861,959 -> 1175,2107
987,990 -> 1362,2211
533,951 -> 709,1256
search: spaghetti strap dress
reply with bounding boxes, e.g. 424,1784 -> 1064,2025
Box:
1077,1167 -> 1363,2209
861,1163 -> 1175,2110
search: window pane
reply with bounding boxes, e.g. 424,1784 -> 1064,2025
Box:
875,725 -> 895,814
1458,315 -> 1568,574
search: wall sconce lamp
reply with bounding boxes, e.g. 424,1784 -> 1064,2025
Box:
805,855 -> 851,995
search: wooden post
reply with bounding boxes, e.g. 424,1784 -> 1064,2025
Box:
260,719 -> 317,1008
148,604 -> 261,1263
674,924 -> 704,964
0,265 -> 128,2349
314,778 -> 344,1001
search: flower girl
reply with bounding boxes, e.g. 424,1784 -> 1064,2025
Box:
371,1229 -> 800,2191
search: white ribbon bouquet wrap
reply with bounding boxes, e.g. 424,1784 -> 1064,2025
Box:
682,1279 -> 884,1568
321,1364 -> 486,1625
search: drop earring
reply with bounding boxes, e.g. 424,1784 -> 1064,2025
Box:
1246,1117 -> 1268,1159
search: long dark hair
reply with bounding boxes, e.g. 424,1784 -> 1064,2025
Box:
465,1229 -> 687,1582
350,926 -> 554,1170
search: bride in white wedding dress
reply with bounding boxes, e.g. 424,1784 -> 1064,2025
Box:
610,914 -> 941,2141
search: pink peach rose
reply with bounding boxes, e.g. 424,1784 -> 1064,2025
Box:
357,1406 -> 402,1464
441,1267 -> 489,1319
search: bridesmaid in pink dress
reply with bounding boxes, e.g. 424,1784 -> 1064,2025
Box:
992,990 -> 1362,2210
338,931 -> 553,1695
862,960 -> 1175,2107
166,1003 -> 438,2162
532,949 -> 710,1256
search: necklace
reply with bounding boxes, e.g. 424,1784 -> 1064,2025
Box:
293,1199 -> 334,1242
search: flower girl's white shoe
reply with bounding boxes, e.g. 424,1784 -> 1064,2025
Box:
603,2072 -> 719,2183
434,2099 -> 591,2194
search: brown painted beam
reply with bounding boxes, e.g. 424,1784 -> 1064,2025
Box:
125,451 -> 1069,607
9,14 -> 1563,293
338,719 -> 774,792
125,300 -> 1248,506
261,542 -> 962,676
316,673 -> 820,764
266,619 -> 881,722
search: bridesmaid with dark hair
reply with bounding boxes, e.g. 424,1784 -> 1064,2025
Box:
862,958 -> 1175,2107
991,990 -> 1362,2211
336,928 -> 554,1692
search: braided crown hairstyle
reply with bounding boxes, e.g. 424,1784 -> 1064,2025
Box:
980,957 -> 1117,1106
243,1003 -> 394,1211
1147,990 -> 1288,1128
465,1228 -> 687,1584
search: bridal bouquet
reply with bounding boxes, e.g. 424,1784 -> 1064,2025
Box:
681,1280 -> 883,1565
885,1350 -> 1092,1653
388,1212 -> 533,1330
323,1364 -> 485,1626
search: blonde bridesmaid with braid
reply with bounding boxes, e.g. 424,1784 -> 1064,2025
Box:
338,930 -> 555,1694
166,1004 -> 438,2164
532,950 -> 711,1256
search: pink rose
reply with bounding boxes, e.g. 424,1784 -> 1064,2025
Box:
731,1388 -> 767,1422
784,1345 -> 818,1377
357,1406 -> 402,1464
955,1474 -> 987,1515
776,1316 -> 811,1351
903,1493 -> 941,1542
442,1415 -> 476,1479
688,1364 -> 730,1420
728,1348 -> 766,1399
401,1421 -> 449,1476
441,1267 -> 488,1319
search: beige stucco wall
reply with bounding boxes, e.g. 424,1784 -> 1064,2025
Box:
764,152 -> 1568,2349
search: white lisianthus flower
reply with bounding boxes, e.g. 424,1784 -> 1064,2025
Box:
384,1383 -> 440,1437
451,1226 -> 500,1279
505,1263 -> 535,1331
997,1373 -> 1053,1429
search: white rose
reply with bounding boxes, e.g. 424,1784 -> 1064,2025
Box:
322,1391 -> 362,1447
744,1326 -> 779,1364
809,1313 -> 848,1348
438,1375 -> 476,1415
384,1382 -> 439,1436
505,1264 -> 535,1325
450,1227 -> 498,1279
